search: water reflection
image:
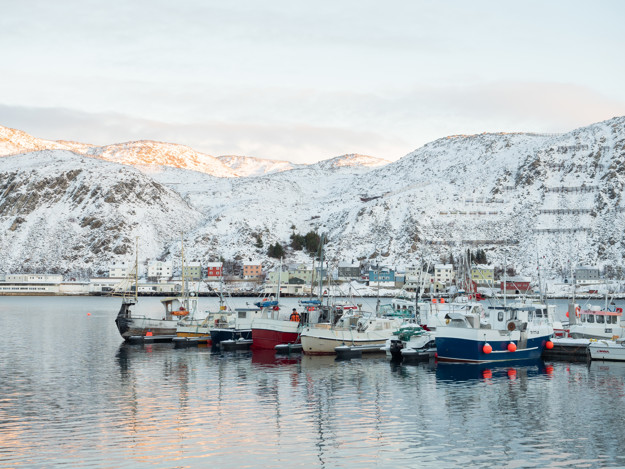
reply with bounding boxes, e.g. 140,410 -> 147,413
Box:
435,358 -> 548,382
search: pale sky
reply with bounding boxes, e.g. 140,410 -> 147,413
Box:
1,0 -> 624,163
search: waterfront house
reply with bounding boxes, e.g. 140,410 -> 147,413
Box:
147,261 -> 173,280
243,261 -> 263,279
206,262 -> 223,279
501,276 -> 532,294
434,264 -> 455,285
337,261 -> 360,281
183,262 -> 203,280
368,267 -> 396,286
109,261 -> 133,278
471,266 -> 494,286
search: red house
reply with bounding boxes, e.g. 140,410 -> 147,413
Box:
206,262 -> 223,279
500,277 -> 532,294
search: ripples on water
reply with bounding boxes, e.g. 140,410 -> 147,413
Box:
1,297 -> 625,468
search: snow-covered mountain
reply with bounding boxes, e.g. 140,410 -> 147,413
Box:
0,150 -> 202,275
1,118 -> 624,277
217,155 -> 299,176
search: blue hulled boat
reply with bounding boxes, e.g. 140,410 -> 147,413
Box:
435,303 -> 555,363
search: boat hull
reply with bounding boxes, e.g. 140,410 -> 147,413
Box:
301,327 -> 398,355
589,341 -> 625,361
116,316 -> 178,340
435,333 -> 551,363
210,328 -> 252,344
251,319 -> 301,350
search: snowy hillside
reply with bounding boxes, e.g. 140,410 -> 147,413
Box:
217,155 -> 299,176
0,150 -> 203,275
1,118 -> 624,277
0,125 -> 71,155
82,141 -> 239,178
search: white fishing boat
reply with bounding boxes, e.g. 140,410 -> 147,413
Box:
115,239 -> 183,340
300,306 -> 406,355
588,338 -> 625,361
567,304 -> 625,340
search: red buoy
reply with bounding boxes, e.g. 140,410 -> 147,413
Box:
483,343 -> 492,354
482,369 -> 492,379
508,342 -> 517,352
545,340 -> 554,350
566,311 -> 569,318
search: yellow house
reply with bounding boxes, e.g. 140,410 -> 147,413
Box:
471,266 -> 494,285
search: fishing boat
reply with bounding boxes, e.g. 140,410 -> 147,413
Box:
115,236 -> 194,341
251,252 -> 329,351
115,295 -> 182,340
567,304 -> 625,340
588,338 -> 625,361
210,307 -> 263,345
435,302 -> 554,363
386,324 -> 436,361
300,303 -> 406,355
176,278 -> 231,341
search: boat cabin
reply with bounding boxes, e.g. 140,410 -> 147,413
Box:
577,306 -> 622,325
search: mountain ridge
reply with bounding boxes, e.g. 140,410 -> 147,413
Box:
1,117 -> 624,278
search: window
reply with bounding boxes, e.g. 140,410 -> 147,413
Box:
498,311 -> 504,322
596,315 -> 604,324
587,315 -> 594,323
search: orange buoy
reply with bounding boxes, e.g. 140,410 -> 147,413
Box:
440,298 -> 445,304
483,343 -> 492,354
507,368 -> 517,379
482,369 -> 492,379
432,298 -> 438,303
545,340 -> 554,350
566,311 -> 569,318
87,313 -> 91,316
146,331 -> 153,337
508,342 -> 517,352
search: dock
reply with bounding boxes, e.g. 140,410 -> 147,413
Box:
275,343 -> 303,354
172,336 -> 211,348
335,344 -> 385,359
542,338 -> 590,361
126,335 -> 176,344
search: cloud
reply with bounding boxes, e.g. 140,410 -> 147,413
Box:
0,104 -> 408,163
1,81 -> 623,165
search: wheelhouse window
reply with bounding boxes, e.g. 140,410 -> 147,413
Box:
587,315 -> 595,324
596,315 -> 605,324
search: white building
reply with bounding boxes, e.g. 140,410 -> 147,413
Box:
0,274 -> 64,294
434,264 -> 455,285
109,261 -> 132,278
148,261 -> 173,280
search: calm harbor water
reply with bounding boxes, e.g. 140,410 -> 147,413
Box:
1,296 -> 625,468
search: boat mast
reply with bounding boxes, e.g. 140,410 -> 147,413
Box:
134,236 -> 139,303
536,250 -> 544,304
318,234 -> 324,305
181,234 -> 187,309
503,249 -> 507,307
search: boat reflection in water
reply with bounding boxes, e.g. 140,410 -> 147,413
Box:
435,358 -> 550,382
251,349 -> 301,367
